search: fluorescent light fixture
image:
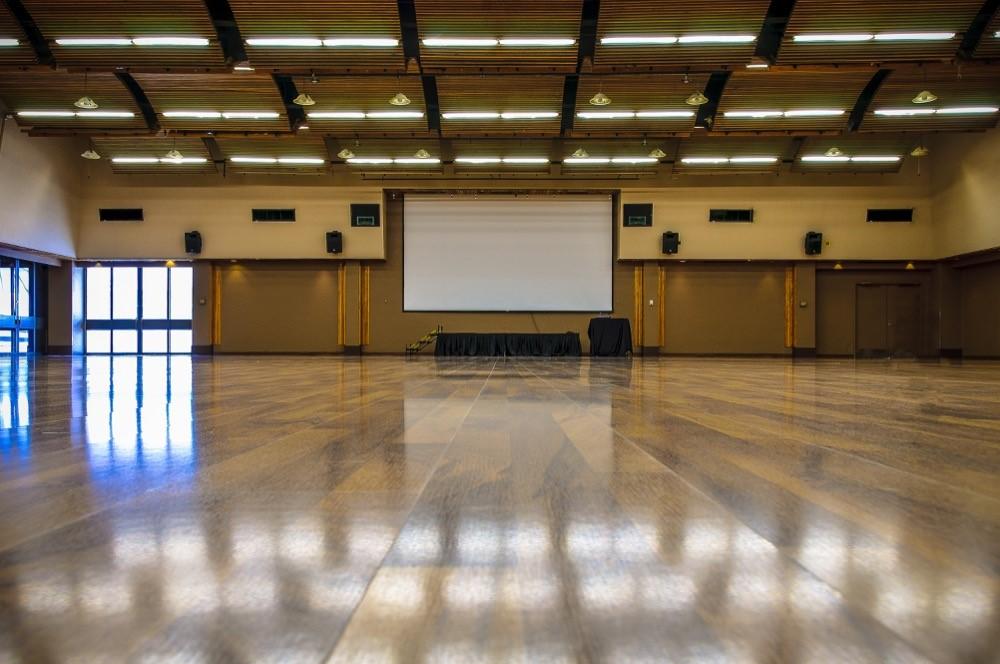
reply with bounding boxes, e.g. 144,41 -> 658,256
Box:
611,157 -> 658,164
783,109 -> 845,117
564,157 -> 611,164
442,112 -> 500,119
307,111 -> 365,119
936,106 -> 999,115
678,34 -> 755,44
873,32 -> 955,41
0,38 -> 19,46
233,64 -> 255,71
874,108 -> 937,116
498,38 -> 575,46
635,110 -> 695,118
500,111 -> 559,119
729,157 -> 778,164
162,157 -> 208,164
746,63 -> 769,69
163,111 -> 222,119
132,37 -> 209,46
221,111 -> 280,119
724,110 -> 783,118
422,38 -> 498,47
277,157 -> 325,164
246,38 -> 322,47
851,156 -> 901,162
793,34 -> 873,43
502,157 -> 549,164
394,157 -> 441,164
112,157 -> 159,163
76,111 -> 135,118
801,155 -> 851,162
323,38 -> 398,47
577,111 -> 635,119
346,158 -> 393,164
56,38 -> 132,46
17,111 -> 75,117
231,157 -> 278,163
455,157 -> 502,164
366,111 -> 424,119
601,36 -> 678,45
681,157 -> 729,164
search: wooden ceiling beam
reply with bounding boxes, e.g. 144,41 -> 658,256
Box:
753,0 -> 797,65
847,69 -> 891,132
2,0 -> 52,65
958,0 -> 1000,60
201,0 -> 248,66
114,73 -> 160,132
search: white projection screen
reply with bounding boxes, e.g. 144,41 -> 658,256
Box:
404,196 -> 613,312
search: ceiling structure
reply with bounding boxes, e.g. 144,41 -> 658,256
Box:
0,0 -> 998,177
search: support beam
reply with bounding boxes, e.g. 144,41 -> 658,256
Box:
753,0 -> 797,65
561,0 -> 600,135
396,0 -> 421,64
421,75 -> 441,133
694,72 -> 731,130
323,136 -> 346,161
201,136 -> 225,162
560,75 -> 579,135
272,74 -> 307,132
958,0 -> 1000,60
847,69 -> 891,132
115,73 -> 160,131
2,0 -> 52,65
202,0 -> 248,65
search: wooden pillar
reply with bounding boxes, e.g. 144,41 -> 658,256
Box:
642,262 -> 661,354
633,263 -> 644,349
340,261 -> 363,353
793,263 -> 816,356
784,266 -> 795,350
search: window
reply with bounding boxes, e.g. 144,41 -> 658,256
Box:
84,264 -> 194,354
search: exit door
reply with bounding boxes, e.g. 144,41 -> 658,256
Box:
0,257 -> 41,358
855,284 -> 922,358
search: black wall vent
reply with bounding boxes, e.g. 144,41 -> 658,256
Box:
867,208 -> 913,223
252,208 -> 296,222
709,208 -> 754,223
99,208 -> 143,222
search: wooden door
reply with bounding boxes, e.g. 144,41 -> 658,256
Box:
888,284 -> 921,358
855,284 -> 888,357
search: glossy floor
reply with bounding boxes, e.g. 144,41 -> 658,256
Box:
0,356 -> 998,663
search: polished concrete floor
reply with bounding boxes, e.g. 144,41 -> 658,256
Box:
0,355 -> 997,663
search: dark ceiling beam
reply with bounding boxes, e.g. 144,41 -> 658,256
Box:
201,0 -> 248,65
561,0 -> 600,136
2,0 -> 52,65
396,0 -> 421,64
115,73 -> 160,131
958,0 -> 1000,59
694,72 -> 731,130
421,75 -> 441,133
847,69 -> 891,132
272,74 -> 307,131
201,136 -> 225,162
753,0 -> 796,65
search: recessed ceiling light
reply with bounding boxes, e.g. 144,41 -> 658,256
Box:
589,92 -> 612,106
422,38 -> 498,47
337,148 -> 355,159
293,93 -> 316,106
455,157 -> 502,164
793,34 -> 873,43
81,149 -> 101,160
577,111 -> 635,119
0,38 -> 19,46
912,90 -> 938,104
56,38 -> 132,46
246,38 -> 323,47
498,38 -> 575,46
678,35 -> 755,44
74,96 -> 99,110
442,111 -> 501,119
164,111 -> 223,119
308,111 -> 365,119
132,37 -> 209,46
221,111 -> 280,119
635,110 -> 695,118
601,36 -> 678,45
323,38 -> 399,47
686,92 -> 709,106
873,32 -> 955,41
366,111 -> 424,118
389,92 -> 411,106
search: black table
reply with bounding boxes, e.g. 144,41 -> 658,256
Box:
588,318 -> 633,357
435,332 -> 582,357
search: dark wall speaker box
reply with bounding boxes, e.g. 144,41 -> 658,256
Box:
662,231 -> 681,254
623,203 -> 653,227
184,231 -> 202,254
326,231 -> 343,254
804,231 -> 823,255
351,203 -> 380,227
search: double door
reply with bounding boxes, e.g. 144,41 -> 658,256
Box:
0,257 -> 41,358
855,283 -> 922,358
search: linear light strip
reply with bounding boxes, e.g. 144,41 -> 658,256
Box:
305,111 -> 425,119
600,34 -> 755,45
346,158 -> 440,165
18,111 -> 135,118
577,111 -> 694,119
725,109 -> 845,118
801,155 -> 900,162
794,32 -> 955,43
422,37 -> 576,47
230,156 -> 327,165
113,157 -> 208,164
681,157 -> 778,164
440,111 -> 560,120
56,37 -> 209,46
875,107 -> 998,116
0,38 -> 19,47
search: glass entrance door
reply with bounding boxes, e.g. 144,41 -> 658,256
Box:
0,257 -> 39,358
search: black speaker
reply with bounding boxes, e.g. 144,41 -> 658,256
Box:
662,231 -> 680,255
184,231 -> 202,254
804,231 -> 823,256
326,231 -> 343,254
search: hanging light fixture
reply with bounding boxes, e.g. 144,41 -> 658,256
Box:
912,89 -> 938,104
571,147 -> 589,158
164,148 -> 184,161
293,92 -> 316,106
414,148 -> 431,159
648,147 -> 667,158
910,144 -> 930,157
80,149 -> 101,160
389,91 -> 411,106
337,148 -> 355,159
74,72 -> 99,109
685,91 -> 709,106
589,91 -> 611,106
824,146 -> 844,157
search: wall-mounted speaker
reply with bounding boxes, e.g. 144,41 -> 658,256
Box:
662,231 -> 680,255
804,231 -> 823,256
326,230 -> 343,254
184,231 -> 202,254
351,203 -> 380,227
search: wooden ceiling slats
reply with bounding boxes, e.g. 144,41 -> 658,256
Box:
864,68 -> 1000,132
973,13 -> 1000,59
778,0 -> 983,64
437,76 -> 564,137
0,70 -> 146,130
0,4 -> 34,66
294,75 -> 430,136
572,74 -> 707,136
92,136 -> 216,175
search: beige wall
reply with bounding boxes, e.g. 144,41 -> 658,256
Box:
960,261 -> 1000,357
0,128 -> 81,257
931,128 -> 1000,257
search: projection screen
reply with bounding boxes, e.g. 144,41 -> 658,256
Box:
403,196 -> 613,312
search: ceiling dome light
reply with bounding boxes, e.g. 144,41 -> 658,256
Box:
81,149 -> 101,160
589,92 -> 611,106
685,91 -> 709,106
74,95 -> 99,110
648,148 -> 667,158
164,148 -> 184,161
337,148 -> 355,159
414,148 -> 431,159
293,93 -> 316,106
824,146 -> 844,157
912,90 -> 938,104
571,148 -> 589,158
910,145 -> 930,157
389,92 -> 411,106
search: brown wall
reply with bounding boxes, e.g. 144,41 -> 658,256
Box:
365,199 -> 633,354
215,262 -> 341,353
960,261 -> 1000,358
815,269 -> 937,356
659,264 -> 789,355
